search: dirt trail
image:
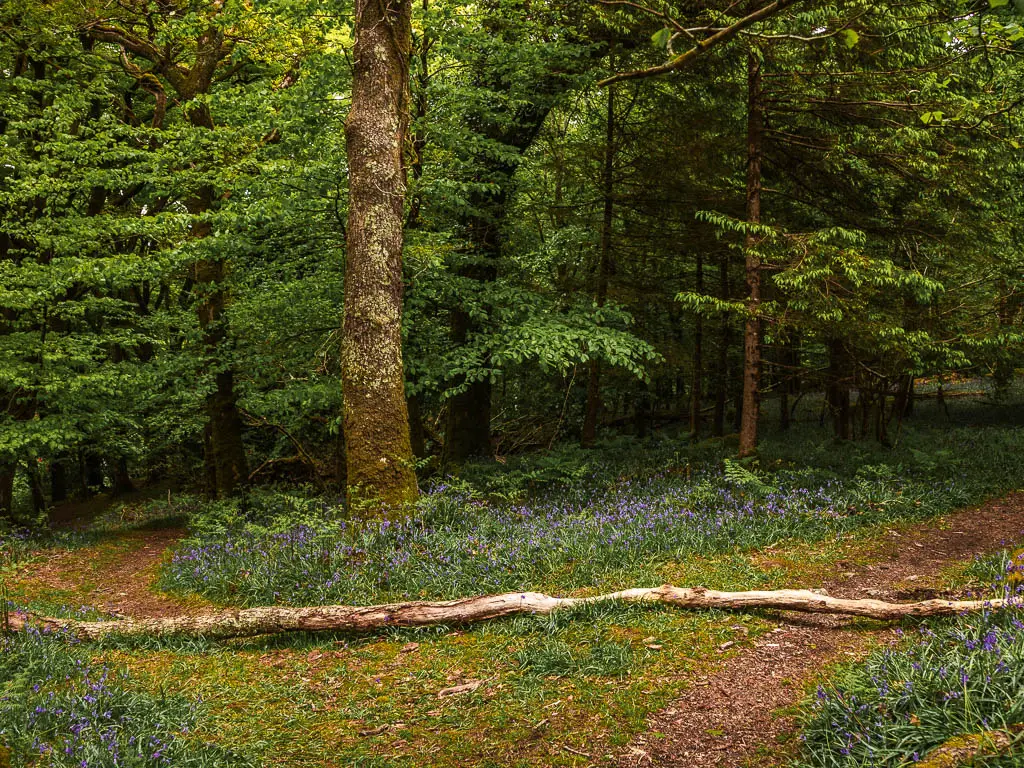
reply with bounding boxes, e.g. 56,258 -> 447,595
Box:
22,527 -> 202,619
616,492 -> 1024,768
15,492 -> 1024,765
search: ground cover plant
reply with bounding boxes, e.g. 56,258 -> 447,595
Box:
3,404 -> 1024,767
0,625 -> 253,767
160,421 -> 1024,609
797,551 -> 1024,768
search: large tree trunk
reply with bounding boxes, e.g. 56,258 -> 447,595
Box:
582,81 -> 616,448
341,0 -> 418,510
9,585 -> 1012,641
738,51 -> 763,459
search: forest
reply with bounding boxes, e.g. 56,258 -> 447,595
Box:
2,0 -> 1024,766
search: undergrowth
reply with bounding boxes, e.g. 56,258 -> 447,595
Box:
0,625 -> 253,767
797,552 -> 1024,767
159,423 -> 1024,607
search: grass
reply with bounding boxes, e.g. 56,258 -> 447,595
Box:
4,398 -> 1024,767
0,626 -> 253,767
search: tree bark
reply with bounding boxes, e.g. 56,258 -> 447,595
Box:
50,457 -> 68,504
713,253 -> 730,436
443,314 -> 493,467
689,250 -> 704,438
827,339 -> 851,440
738,51 -> 764,459
9,585 -> 1013,641
342,0 -> 418,510
582,81 -> 616,448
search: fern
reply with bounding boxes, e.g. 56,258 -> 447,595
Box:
723,458 -> 777,496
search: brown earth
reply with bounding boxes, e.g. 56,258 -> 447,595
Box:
22,527 -> 203,618
616,492 -> 1024,768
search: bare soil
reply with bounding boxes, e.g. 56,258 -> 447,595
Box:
23,527 -> 202,618
616,492 -> 1024,768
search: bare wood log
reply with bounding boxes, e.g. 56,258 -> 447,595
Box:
4,586 -> 1014,641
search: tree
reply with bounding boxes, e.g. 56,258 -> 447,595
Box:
341,0 -> 419,510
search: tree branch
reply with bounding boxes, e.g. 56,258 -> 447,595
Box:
597,0 -> 808,87
6,585 -> 1015,641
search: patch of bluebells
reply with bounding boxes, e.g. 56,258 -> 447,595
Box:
0,620 -> 252,767
798,561 -> 1024,767
161,465 -> 965,607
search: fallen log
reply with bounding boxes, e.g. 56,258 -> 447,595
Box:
4,586 -> 1013,641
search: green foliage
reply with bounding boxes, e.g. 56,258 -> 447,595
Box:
797,587 -> 1024,767
160,420 -> 1024,607
516,635 -> 635,678
0,627 -> 253,767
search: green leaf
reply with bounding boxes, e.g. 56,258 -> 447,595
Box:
840,29 -> 860,48
651,28 -> 672,50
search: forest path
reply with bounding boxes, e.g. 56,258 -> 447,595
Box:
616,491 -> 1024,768
15,525 -> 207,619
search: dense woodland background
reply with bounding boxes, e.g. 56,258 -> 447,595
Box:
2,0 -> 1023,517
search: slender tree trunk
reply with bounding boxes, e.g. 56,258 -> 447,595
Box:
79,452 -> 104,497
342,0 -> 418,511
407,393 -> 426,459
112,457 -> 134,496
442,89 -> 556,464
190,183 -> 248,498
0,465 -> 14,520
713,253 -> 730,437
894,374 -> 914,420
827,340 -> 851,440
738,51 -> 763,458
582,81 -> 616,448
84,18 -> 246,497
27,464 -> 45,514
689,250 -> 704,439
443,367 -> 492,466
181,89 -> 247,499
993,280 -> 1020,401
50,457 -> 68,504
635,381 -> 651,438
779,335 -> 797,430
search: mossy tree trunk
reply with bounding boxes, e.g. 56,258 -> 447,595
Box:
342,0 -> 418,511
